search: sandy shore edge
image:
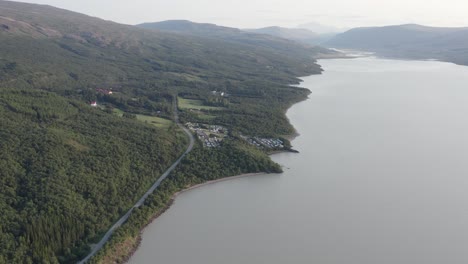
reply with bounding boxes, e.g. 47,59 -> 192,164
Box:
119,75 -> 309,263
122,172 -> 269,263
173,172 -> 268,197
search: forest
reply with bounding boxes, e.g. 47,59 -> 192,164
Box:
0,1 -> 323,263
0,90 -> 186,263
89,140 -> 282,264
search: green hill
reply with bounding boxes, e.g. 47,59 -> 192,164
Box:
138,20 -> 335,58
0,6 -> 321,94
0,1 -> 325,263
1,2 -> 323,135
0,89 -> 186,263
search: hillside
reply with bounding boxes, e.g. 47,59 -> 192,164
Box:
0,89 -> 187,263
138,19 -> 242,36
325,24 -> 468,65
0,1 -> 327,135
137,20 -> 336,57
0,5 -> 319,93
0,1 -> 325,263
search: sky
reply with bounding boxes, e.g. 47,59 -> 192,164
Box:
13,0 -> 468,30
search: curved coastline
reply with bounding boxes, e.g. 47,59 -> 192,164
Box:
120,106 -> 308,263
120,172 -> 274,263
118,77 -> 313,263
118,57 -> 468,264
97,75 -> 312,263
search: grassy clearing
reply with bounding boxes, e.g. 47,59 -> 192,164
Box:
168,73 -> 205,83
113,108 -> 172,128
198,113 -> 216,120
112,108 -> 124,117
178,97 -> 225,111
136,114 -> 173,128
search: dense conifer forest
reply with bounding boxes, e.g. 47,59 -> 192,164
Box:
0,90 -> 186,263
0,1 -> 325,263
90,141 -> 283,263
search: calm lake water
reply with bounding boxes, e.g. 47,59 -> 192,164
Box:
129,58 -> 468,264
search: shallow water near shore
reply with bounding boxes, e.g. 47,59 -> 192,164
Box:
129,57 -> 468,264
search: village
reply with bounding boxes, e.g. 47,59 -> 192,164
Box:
240,135 -> 285,150
89,89 -> 286,151
185,122 -> 286,151
185,122 -> 229,148
90,89 -> 285,151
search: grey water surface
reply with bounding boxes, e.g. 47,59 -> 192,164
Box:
129,57 -> 468,264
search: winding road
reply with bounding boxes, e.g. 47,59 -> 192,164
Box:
78,98 -> 194,264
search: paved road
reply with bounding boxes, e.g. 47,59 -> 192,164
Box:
78,98 -> 194,264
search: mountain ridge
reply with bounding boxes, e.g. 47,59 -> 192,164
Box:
325,23 -> 468,65
137,20 -> 337,57
244,26 -> 323,45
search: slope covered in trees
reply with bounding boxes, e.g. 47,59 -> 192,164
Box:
138,20 -> 334,58
0,1 -> 324,136
0,90 -> 186,263
90,141 -> 282,263
0,1 -> 327,263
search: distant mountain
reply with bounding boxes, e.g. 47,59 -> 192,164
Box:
326,24 -> 468,65
245,26 -> 341,45
138,20 -> 337,57
244,26 -> 320,45
138,20 -> 242,36
297,22 -> 344,34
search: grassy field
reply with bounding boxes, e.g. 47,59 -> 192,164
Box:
113,109 -> 173,128
198,113 -> 216,120
136,114 -> 173,128
178,97 -> 225,111
113,108 -> 125,117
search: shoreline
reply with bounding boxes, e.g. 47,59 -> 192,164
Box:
121,149 -> 301,263
102,95 -> 307,264
122,172 -> 270,263
104,74 -> 309,264
173,172 -> 269,196
95,101 -> 305,263
119,78 -> 310,264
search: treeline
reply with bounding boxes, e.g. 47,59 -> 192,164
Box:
179,83 -> 310,137
90,140 -> 281,263
0,34 -> 313,136
0,2 -> 322,263
0,90 -> 187,263
0,1 -> 321,137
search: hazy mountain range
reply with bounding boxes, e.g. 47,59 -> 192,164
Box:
244,26 -> 337,45
138,20 -> 335,56
326,24 -> 468,65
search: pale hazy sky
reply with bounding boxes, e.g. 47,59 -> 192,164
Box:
13,0 -> 468,29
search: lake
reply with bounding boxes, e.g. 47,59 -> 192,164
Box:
129,57 -> 468,264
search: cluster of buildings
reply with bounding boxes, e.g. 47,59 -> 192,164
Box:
186,123 -> 228,148
211,90 -> 229,97
185,122 -> 285,150
241,136 -> 285,150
